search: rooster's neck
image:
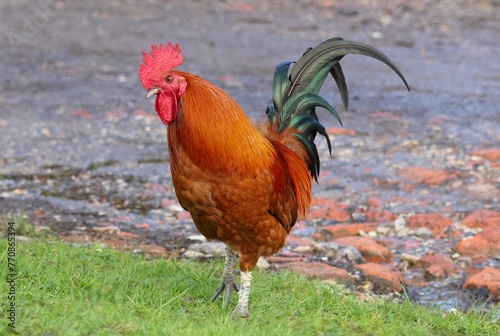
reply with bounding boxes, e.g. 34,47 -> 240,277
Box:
167,72 -> 276,176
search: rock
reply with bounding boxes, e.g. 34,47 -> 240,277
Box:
408,214 -> 454,235
336,245 -> 365,263
455,226 -> 500,260
182,250 -> 205,259
376,226 -> 391,236
188,242 -> 226,256
490,241 -> 500,258
327,127 -> 357,136
399,167 -> 455,185
464,267 -> 500,297
367,196 -> 384,209
267,255 -> 306,263
351,212 -> 367,222
335,236 -> 393,264
187,234 -> 206,242
307,198 -> 351,222
400,253 -> 421,265
415,227 -> 433,238
133,223 -> 151,230
312,242 -> 340,256
420,254 -> 458,279
140,244 -> 167,255
365,210 -> 398,223
92,225 -> 120,233
166,203 -> 185,212
480,226 -> 500,244
283,262 -> 354,284
479,226 -> 500,258
454,236 -> 490,261
355,263 -> 403,293
461,209 -> 500,229
320,223 -> 378,240
293,245 -> 312,253
117,231 -> 141,239
256,257 -> 270,270
469,148 -> 500,161
394,215 -> 408,234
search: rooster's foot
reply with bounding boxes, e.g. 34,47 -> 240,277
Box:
211,245 -> 239,305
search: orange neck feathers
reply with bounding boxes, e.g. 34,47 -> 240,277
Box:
167,72 -> 276,176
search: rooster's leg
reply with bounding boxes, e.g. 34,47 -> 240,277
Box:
211,245 -> 239,305
233,271 -> 252,318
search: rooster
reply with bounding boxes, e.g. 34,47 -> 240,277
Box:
139,38 -> 409,317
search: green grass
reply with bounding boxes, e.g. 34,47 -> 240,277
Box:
0,239 -> 498,336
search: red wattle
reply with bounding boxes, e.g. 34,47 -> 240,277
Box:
155,91 -> 178,126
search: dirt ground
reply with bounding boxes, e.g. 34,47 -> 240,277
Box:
0,0 -> 499,312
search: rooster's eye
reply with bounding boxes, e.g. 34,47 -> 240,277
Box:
165,75 -> 173,83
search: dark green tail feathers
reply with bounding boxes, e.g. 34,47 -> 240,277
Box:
266,37 -> 410,181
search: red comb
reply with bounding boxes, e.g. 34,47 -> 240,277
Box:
138,42 -> 184,90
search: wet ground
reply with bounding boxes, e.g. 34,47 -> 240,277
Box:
1,0 -> 499,313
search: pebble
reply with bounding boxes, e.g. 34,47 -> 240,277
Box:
400,253 -> 421,264
187,234 -> 207,242
256,257 -> 270,270
376,227 -> 390,235
352,212 -> 366,221
92,225 -> 120,233
182,250 -> 205,259
415,227 -> 433,238
337,245 -> 365,263
166,204 -> 185,212
188,242 -> 225,256
393,215 -> 411,237
312,242 -> 340,256
293,245 -> 312,253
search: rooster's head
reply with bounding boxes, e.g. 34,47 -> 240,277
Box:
139,42 -> 186,125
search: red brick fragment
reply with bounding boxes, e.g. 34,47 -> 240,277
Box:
399,167 -> 455,185
355,263 -> 403,292
364,210 -> 398,223
320,223 -> 378,240
307,198 -> 351,222
469,148 -> 500,161
464,267 -> 500,297
327,127 -> 357,136
455,236 -> 490,261
335,236 -> 393,264
420,254 -> 458,279
408,214 -> 454,235
117,231 -> 141,239
367,196 -> 384,209
462,209 -> 500,229
283,262 -> 353,283
140,244 -> 168,255
267,256 -> 307,263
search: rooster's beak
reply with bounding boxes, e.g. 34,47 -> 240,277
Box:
146,87 -> 160,99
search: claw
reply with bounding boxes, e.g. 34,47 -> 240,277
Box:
210,275 -> 239,305
211,246 -> 239,305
